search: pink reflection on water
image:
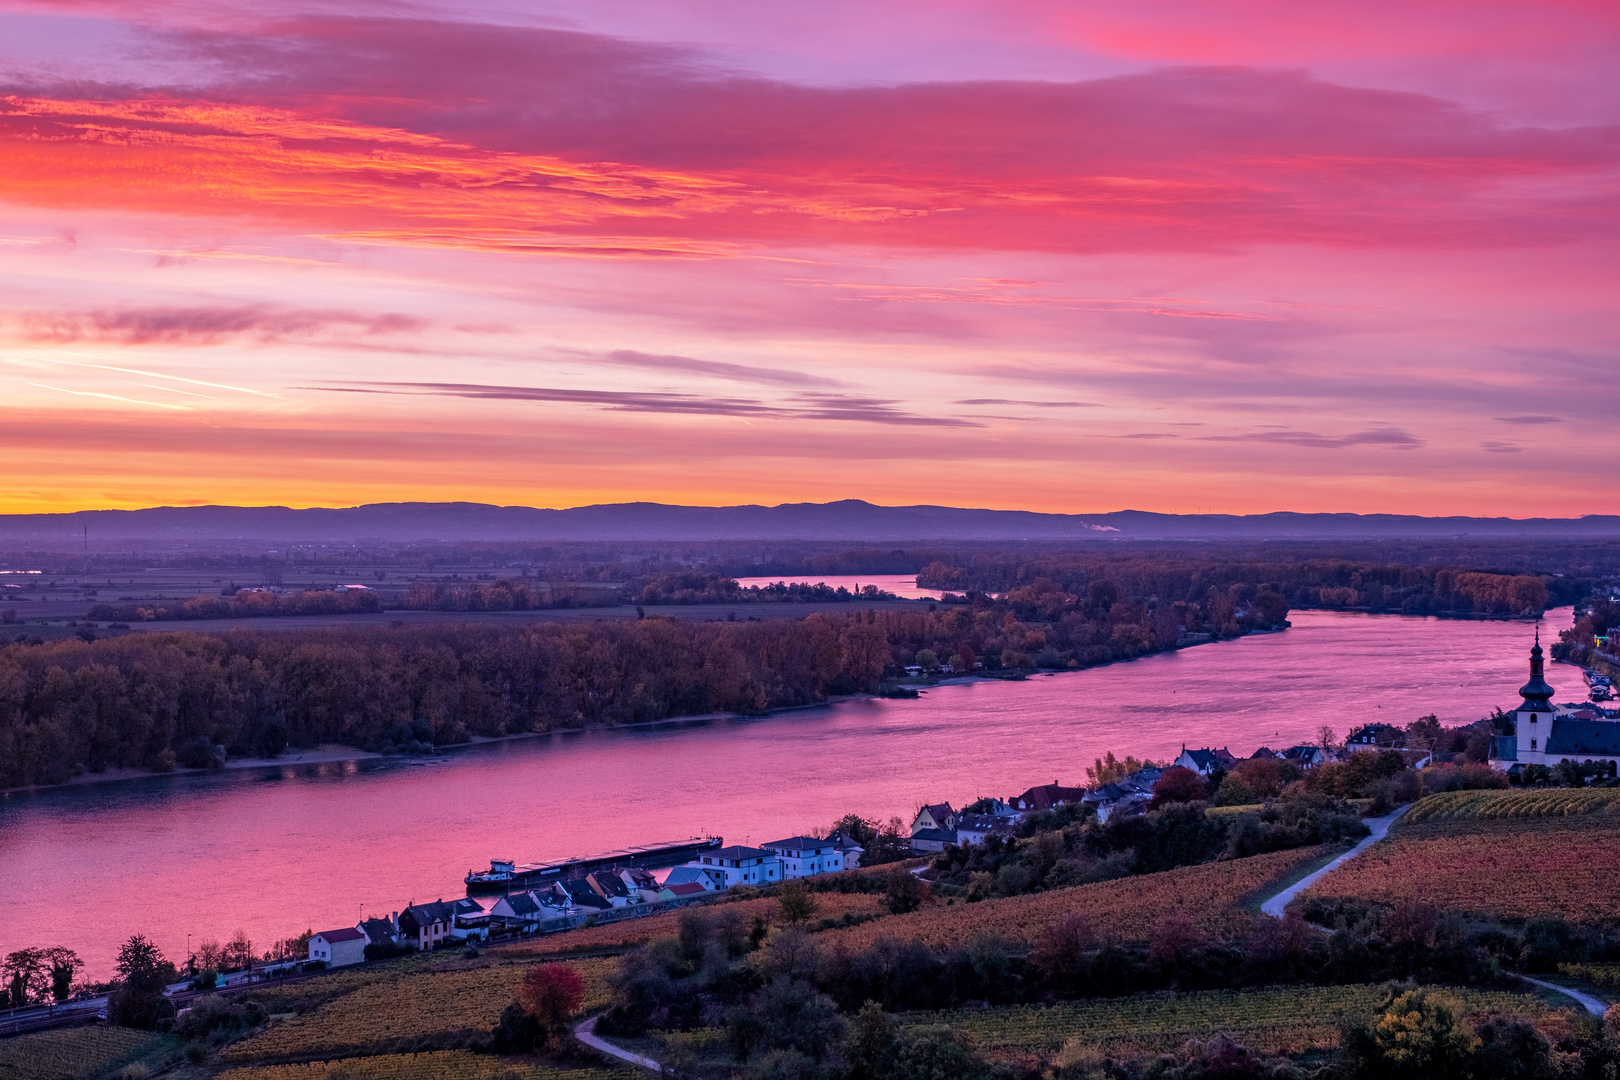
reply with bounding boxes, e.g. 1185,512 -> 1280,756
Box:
0,608 -> 1570,977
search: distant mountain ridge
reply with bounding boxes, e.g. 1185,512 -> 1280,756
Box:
2,501 -> 1618,545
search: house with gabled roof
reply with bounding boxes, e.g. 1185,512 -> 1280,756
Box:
1281,744 -> 1329,768
398,900 -> 458,951
309,927 -> 367,967
1008,782 -> 1087,813
359,917 -> 401,950
955,813 -> 1016,846
1173,746 -> 1238,775
1346,723 -> 1407,748
824,827 -> 865,870
491,891 -> 546,932
563,877 -> 614,911
911,803 -> 957,833
658,880 -> 711,903
664,865 -> 722,891
586,871 -> 636,907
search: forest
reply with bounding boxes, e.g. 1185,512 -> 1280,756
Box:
1,578 -> 1282,787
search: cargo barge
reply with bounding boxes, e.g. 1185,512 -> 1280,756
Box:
465,836 -> 723,893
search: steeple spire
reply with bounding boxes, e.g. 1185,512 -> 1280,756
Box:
1519,633 -> 1553,710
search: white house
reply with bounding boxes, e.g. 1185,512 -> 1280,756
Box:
1492,636 -> 1620,774
664,865 -> 722,891
618,867 -> 662,903
309,927 -> 367,967
762,836 -> 845,878
954,813 -> 1016,846
686,845 -> 780,888
911,803 -> 957,834
1172,747 -> 1237,775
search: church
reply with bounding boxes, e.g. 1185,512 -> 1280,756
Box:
1490,634 -> 1620,775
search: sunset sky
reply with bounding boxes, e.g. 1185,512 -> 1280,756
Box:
0,0 -> 1615,515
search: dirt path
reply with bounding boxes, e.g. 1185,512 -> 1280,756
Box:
1519,976 -> 1609,1017
1259,804 -> 1410,918
576,1014 -> 662,1072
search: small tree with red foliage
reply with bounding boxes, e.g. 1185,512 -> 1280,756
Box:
514,962 -> 585,1048
1149,765 -> 1210,809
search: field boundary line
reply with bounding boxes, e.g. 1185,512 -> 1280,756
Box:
1259,805 -> 1409,918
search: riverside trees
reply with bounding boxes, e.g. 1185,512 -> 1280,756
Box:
0,583 -> 1248,787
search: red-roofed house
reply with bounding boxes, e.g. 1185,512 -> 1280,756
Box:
309,927 -> 367,967
658,881 -> 711,902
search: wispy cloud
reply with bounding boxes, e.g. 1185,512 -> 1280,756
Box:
954,398 -> 1101,408
1202,427 -> 1424,449
1482,441 -> 1523,453
1493,415 -> 1562,425
577,348 -> 845,388
15,305 -> 423,345
305,381 -> 979,426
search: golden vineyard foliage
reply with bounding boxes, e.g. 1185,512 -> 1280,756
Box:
506,893 -> 885,959
1405,788 -> 1620,823
0,1026 -> 173,1080
824,847 -> 1328,951
1303,816 -> 1620,922
1558,963 -> 1620,992
216,1051 -> 634,1080
900,984 -> 1576,1060
222,959 -> 614,1064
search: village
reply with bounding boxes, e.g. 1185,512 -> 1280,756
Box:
167,638 -> 1619,989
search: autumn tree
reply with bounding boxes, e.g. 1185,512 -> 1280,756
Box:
1148,765 -> 1209,808
777,879 -> 818,924
514,962 -> 585,1048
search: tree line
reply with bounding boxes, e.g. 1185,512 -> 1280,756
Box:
2,582 -> 1281,787
917,555 -> 1565,618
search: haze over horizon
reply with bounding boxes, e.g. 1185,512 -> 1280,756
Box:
1,0 -> 1616,515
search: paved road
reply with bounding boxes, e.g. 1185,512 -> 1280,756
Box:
1260,804 -> 1410,918
1519,976 -> 1610,1017
576,1015 -> 662,1072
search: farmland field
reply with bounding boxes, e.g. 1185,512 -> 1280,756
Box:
215,1050 -> 634,1080
222,957 -> 615,1064
901,984 -> 1577,1061
1405,789 -> 1620,823
505,892 -> 886,958
1300,815 -> 1620,922
0,1026 -> 176,1080
822,847 -> 1329,951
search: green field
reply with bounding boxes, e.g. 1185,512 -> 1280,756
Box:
0,1026 -> 177,1080
1404,788 -> 1620,824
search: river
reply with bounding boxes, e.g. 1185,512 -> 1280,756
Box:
0,607 -> 1577,977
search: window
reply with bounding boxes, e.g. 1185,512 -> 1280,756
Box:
1531,739 -> 1537,749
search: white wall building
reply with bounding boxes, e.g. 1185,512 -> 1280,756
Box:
687,845 -> 780,888
762,836 -> 845,878
1493,636 -> 1620,774
309,927 -> 367,967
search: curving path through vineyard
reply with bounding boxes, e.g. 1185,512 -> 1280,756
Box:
576,1014 -> 663,1072
1259,805 -> 1409,919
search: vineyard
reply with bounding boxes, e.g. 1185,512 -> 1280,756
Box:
506,892 -> 885,959
1301,815 -> 1620,922
1559,963 -> 1620,994
1405,789 -> 1620,823
901,984 -> 1576,1061
222,957 -> 615,1065
824,847 -> 1328,951
0,1026 -> 175,1080
215,1050 -> 635,1080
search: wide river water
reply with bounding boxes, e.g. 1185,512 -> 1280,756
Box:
0,607 -> 1578,977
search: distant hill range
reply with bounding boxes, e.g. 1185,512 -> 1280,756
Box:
2,501 -> 1619,546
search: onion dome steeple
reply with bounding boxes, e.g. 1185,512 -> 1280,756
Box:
1518,629 -> 1555,711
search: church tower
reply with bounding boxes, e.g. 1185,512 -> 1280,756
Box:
1513,630 -> 1555,761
